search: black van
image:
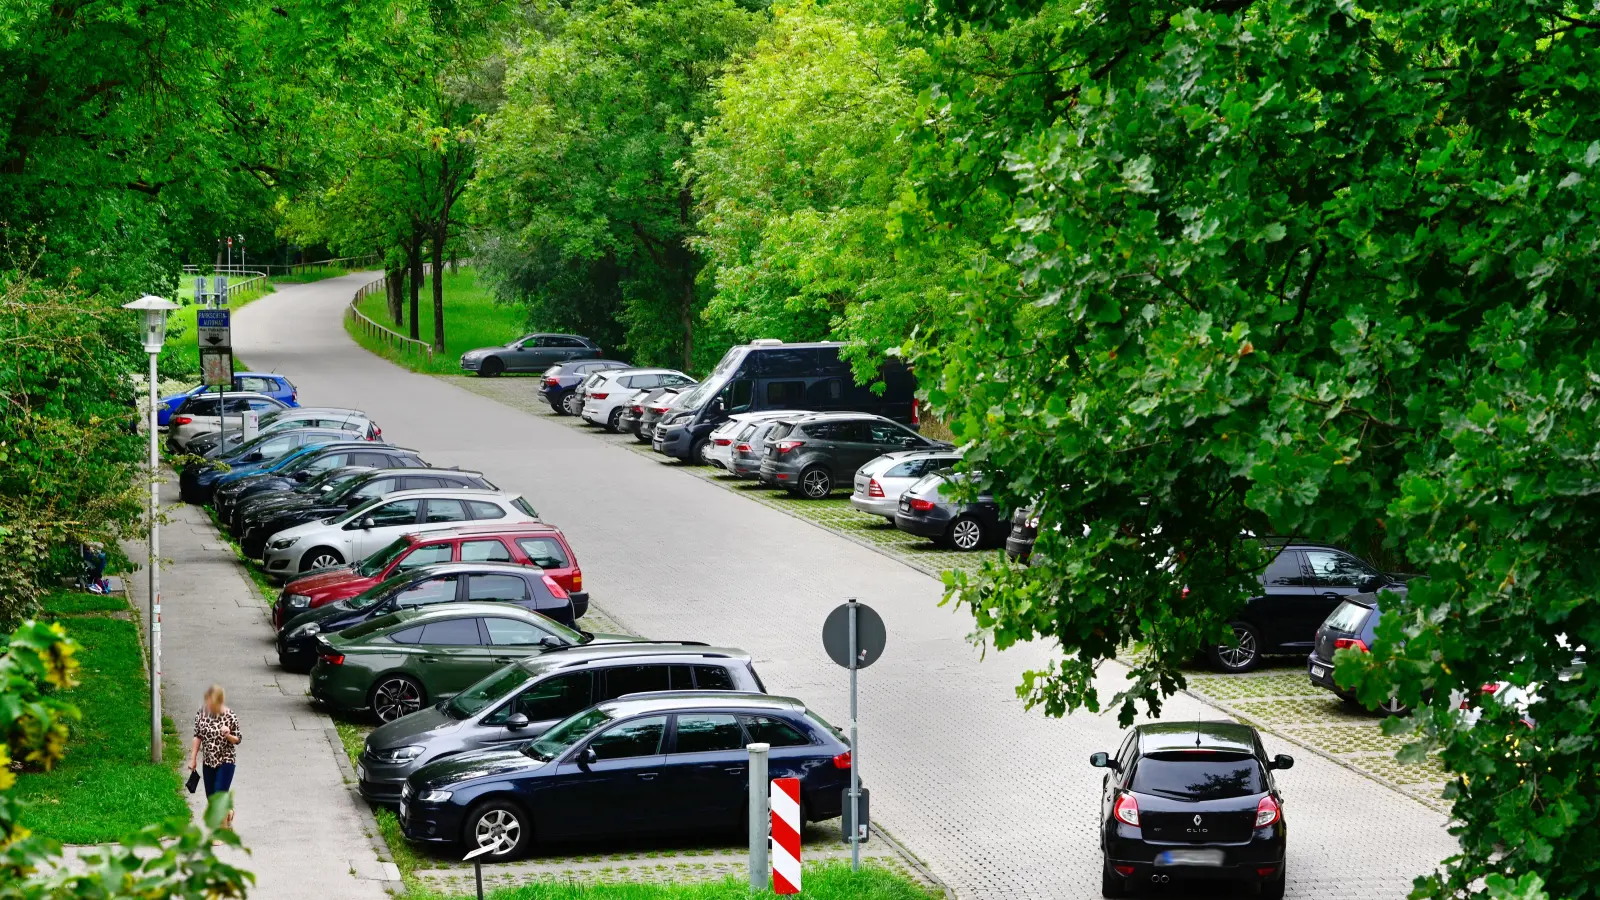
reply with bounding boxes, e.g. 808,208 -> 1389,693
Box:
652,340 -> 919,462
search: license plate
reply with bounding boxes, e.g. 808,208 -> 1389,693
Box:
398,801 -> 408,823
357,763 -> 367,782
1155,848 -> 1224,867
1311,665 -> 1327,678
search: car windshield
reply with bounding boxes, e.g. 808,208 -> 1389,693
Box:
1130,753 -> 1265,801
674,383 -> 711,409
356,539 -> 413,578
300,468 -> 363,495
333,495 -> 385,525
445,665 -> 533,720
347,571 -> 417,610
523,707 -> 613,762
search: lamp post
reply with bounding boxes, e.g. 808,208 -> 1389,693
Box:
124,294 -> 179,764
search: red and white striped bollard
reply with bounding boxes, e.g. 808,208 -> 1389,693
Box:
770,777 -> 802,894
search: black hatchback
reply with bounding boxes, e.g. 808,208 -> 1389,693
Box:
276,562 -> 579,671
1092,721 -> 1291,899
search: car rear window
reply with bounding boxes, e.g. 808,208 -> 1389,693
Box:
1130,753 -> 1265,800
1324,599 -> 1373,633
767,423 -> 794,441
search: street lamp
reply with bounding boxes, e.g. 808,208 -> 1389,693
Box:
124,294 -> 179,764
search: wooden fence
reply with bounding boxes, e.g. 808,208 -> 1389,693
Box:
346,274 -> 435,360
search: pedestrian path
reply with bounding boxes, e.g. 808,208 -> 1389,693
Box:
128,480 -> 398,899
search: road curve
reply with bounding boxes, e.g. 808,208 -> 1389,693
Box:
234,273 -> 1456,899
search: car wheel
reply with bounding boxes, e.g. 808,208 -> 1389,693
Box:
946,515 -> 986,550
692,438 -> 711,466
1374,694 -> 1410,716
564,393 -> 584,416
606,408 -> 624,432
1101,857 -> 1128,898
799,466 -> 833,499
300,548 -> 344,572
1258,863 -> 1286,900
1208,622 -> 1262,673
478,357 -> 503,377
370,675 -> 426,723
464,800 -> 530,860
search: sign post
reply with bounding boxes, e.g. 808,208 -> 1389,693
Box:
197,309 -> 234,452
823,599 -> 886,871
747,742 -> 770,891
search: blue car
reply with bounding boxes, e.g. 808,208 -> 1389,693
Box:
177,428 -> 351,504
157,372 -> 298,427
539,359 -> 627,413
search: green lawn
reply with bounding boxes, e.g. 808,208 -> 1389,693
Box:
271,265 -> 351,284
346,268 -> 527,375
415,864 -> 937,900
161,277 -> 272,378
13,593 -> 187,843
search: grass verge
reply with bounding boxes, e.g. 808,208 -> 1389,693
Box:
344,268 -> 526,375
271,265 -> 350,284
13,592 -> 187,843
411,863 -> 938,900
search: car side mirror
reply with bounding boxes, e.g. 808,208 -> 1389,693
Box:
244,452 -> 264,462
1269,754 -> 1294,771
293,471 -> 311,482
902,437 -> 919,449
505,713 -> 530,731
1089,752 -> 1114,769
579,747 -> 597,769
538,636 -> 561,649
1358,574 -> 1386,593
359,517 -> 375,530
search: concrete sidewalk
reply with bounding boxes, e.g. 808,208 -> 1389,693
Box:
127,478 -> 397,899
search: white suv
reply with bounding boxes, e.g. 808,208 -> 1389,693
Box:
260,488 -> 539,578
581,368 -> 695,431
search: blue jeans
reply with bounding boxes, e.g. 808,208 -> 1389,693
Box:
203,763 -> 236,797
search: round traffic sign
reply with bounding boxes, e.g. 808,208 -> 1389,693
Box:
822,601 -> 886,669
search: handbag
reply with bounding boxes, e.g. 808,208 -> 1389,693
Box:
187,768 -> 201,794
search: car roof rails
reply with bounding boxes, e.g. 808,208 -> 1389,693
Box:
541,639 -> 710,654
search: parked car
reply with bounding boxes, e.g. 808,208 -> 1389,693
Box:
1205,543 -> 1401,673
1091,721 -> 1291,899
757,412 -> 951,498
166,391 -> 290,451
703,411 -> 803,471
539,359 -> 629,413
311,603 -> 633,722
636,386 -> 696,444
273,523 -> 587,629
239,468 -> 499,559
278,561 -> 579,670
157,372 -> 298,427
357,643 -> 763,802
1307,590 -> 1412,714
565,370 -> 610,417
235,465 -> 372,535
581,369 -> 695,432
461,334 -> 601,377
214,443 -> 422,523
650,340 -> 921,462
185,406 -> 381,458
397,692 -> 854,859
177,428 -> 356,504
727,418 -> 792,479
850,450 -> 964,521
894,470 -> 1006,550
261,489 -> 539,578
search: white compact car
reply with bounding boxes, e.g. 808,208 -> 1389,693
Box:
167,391 -> 289,451
850,449 -> 964,520
260,488 -> 540,578
703,410 -> 806,470
581,368 -> 695,431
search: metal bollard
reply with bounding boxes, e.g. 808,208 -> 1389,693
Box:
748,742 -> 770,891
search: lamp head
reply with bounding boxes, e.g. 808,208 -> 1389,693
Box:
123,295 -> 180,353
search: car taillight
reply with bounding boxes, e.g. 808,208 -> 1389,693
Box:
591,393 -> 608,400
544,377 -> 559,386
1254,795 -> 1280,827
714,438 -> 732,446
173,416 -> 193,425
774,439 -> 804,454
832,751 -> 851,769
735,442 -> 751,452
650,406 -> 669,413
542,574 -> 569,600
1114,793 -> 1140,826
318,651 -> 345,666
1113,865 -> 1136,877
868,478 -> 885,498
908,498 -> 935,512
571,569 -> 582,591
911,400 -> 920,427
631,405 -> 643,413
1334,638 -> 1368,652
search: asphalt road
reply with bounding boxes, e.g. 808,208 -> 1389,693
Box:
235,274 -> 1458,899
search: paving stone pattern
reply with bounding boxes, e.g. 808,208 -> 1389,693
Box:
235,275 -> 1463,899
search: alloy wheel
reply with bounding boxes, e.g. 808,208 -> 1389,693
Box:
564,393 -> 583,416
473,808 -> 523,856
950,517 -> 984,550
304,551 -> 342,571
372,677 -> 423,723
695,440 -> 712,466
800,468 -> 832,498
1217,625 -> 1258,671
1377,694 -> 1409,716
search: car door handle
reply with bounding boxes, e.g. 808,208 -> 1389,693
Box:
420,656 -> 440,664
724,765 -> 746,775
636,772 -> 658,781
493,656 -> 518,664
1321,592 -> 1342,601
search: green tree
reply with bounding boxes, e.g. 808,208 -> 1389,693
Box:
904,1 -> 1599,897
474,0 -> 766,370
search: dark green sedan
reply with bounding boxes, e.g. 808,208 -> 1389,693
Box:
309,603 -> 635,722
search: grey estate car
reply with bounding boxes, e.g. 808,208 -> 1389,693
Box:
355,643 -> 765,802
758,412 -> 950,498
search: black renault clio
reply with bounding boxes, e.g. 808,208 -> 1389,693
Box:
1092,721 -> 1291,898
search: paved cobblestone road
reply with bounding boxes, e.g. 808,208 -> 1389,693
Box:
235,274 -> 1459,899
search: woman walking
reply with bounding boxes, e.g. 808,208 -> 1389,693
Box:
188,684 -> 242,828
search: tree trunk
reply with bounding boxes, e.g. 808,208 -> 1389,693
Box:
680,274 -> 694,371
407,231 -> 423,341
385,265 -> 404,324
431,226 -> 447,351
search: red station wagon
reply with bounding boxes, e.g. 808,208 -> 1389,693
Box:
272,523 -> 586,629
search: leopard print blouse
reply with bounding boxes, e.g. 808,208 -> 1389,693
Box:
194,707 -> 242,766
